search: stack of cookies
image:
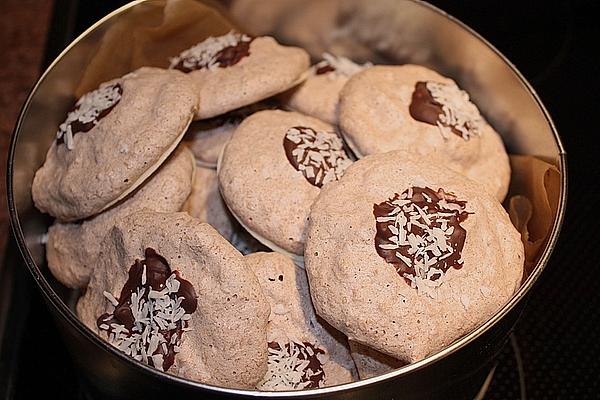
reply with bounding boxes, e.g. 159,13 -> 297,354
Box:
33,30 -> 523,390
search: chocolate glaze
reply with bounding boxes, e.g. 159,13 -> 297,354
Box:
268,341 -> 325,388
283,126 -> 352,188
409,82 -> 443,126
315,64 -> 336,75
173,37 -> 254,72
97,248 -> 197,371
57,84 -> 122,145
373,187 -> 470,283
409,81 -> 465,138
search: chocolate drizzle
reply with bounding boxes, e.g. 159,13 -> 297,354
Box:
171,32 -> 254,72
283,126 -> 353,188
57,83 -> 122,148
409,81 -> 483,140
373,187 -> 470,292
214,39 -> 252,68
409,81 -> 444,128
97,248 -> 197,371
315,64 -> 336,75
264,341 -> 326,389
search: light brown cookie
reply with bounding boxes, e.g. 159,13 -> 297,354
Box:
282,53 -> 371,125
246,252 -> 356,390
182,164 -> 236,240
32,67 -> 198,221
217,110 -> 354,259
349,341 -> 405,379
170,32 -> 309,119
183,100 -> 279,168
305,151 -> 523,364
339,65 -> 510,201
76,211 -> 270,388
46,146 -> 195,289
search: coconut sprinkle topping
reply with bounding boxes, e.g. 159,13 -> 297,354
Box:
409,80 -> 484,141
56,83 -> 122,150
283,126 -> 353,188
257,341 -> 327,391
373,187 -> 471,297
314,52 -> 372,78
169,31 -> 253,72
97,248 -> 197,372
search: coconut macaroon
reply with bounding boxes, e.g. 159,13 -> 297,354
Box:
170,32 -> 310,119
338,65 -> 510,201
183,100 -> 278,168
46,146 -> 195,289
282,53 -> 371,125
349,341 -> 405,380
32,67 -> 198,221
304,151 -> 523,364
182,164 -> 236,240
77,211 -> 270,388
246,252 -> 357,390
217,110 -> 353,259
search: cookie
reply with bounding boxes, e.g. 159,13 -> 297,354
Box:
46,146 -> 195,289
217,110 -> 354,259
32,67 -> 198,221
76,211 -> 270,388
282,53 -> 371,125
349,341 -> 404,379
305,151 -> 523,363
170,32 -> 309,119
182,164 -> 236,240
338,65 -> 510,201
246,252 -> 356,390
183,100 -> 278,168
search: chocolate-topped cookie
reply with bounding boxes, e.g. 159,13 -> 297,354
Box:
218,110 -> 353,259
246,252 -> 356,390
305,151 -> 523,363
282,53 -> 371,124
32,67 -> 199,221
182,164 -> 236,240
338,65 -> 510,200
77,211 -> 270,388
46,146 -> 195,289
170,32 -> 309,119
183,100 -> 278,168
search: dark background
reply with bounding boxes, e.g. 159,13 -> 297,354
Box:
2,1 -> 599,399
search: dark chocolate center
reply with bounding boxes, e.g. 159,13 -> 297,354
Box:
97,248 -> 197,371
373,187 -> 470,285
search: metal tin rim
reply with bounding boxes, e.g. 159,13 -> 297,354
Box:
6,0 -> 567,396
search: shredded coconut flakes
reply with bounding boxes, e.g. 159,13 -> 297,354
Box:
314,52 -> 372,78
257,341 -> 326,391
98,272 -> 193,372
374,187 -> 471,298
284,126 -> 353,187
169,31 -> 252,71
56,84 -> 122,150
425,81 -> 484,141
